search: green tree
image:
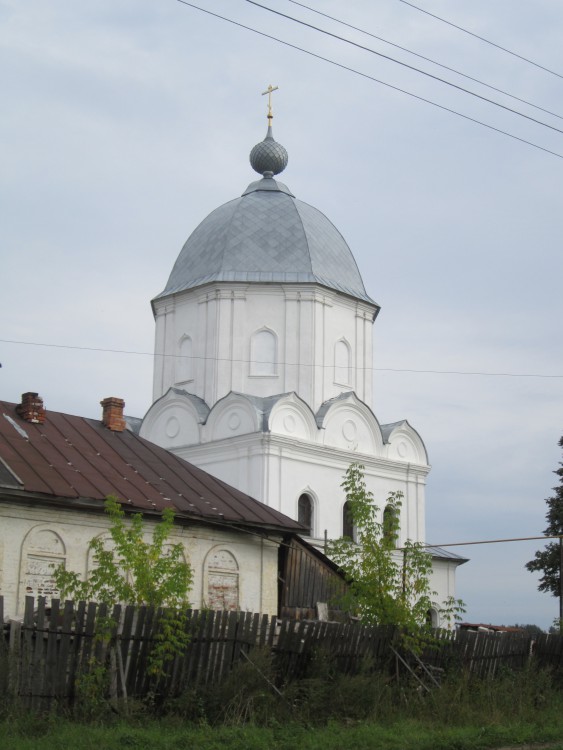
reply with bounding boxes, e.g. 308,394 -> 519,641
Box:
525,436 -> 563,620
328,463 -> 463,652
54,496 -> 193,675
512,623 -> 545,637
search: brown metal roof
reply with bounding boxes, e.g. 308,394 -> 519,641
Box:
458,623 -> 525,633
0,400 -> 303,533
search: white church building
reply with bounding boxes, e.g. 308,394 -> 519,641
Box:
140,109 -> 465,623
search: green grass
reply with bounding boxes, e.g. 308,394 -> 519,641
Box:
2,717 -> 563,750
3,662 -> 563,750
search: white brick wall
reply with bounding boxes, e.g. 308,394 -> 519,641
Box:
0,500 -> 280,619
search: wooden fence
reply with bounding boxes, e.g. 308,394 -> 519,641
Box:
1,596 -> 562,710
422,628 -> 532,679
534,632 -> 563,673
0,596 -> 396,709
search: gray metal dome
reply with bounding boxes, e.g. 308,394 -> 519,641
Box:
156,172 -> 375,305
249,125 -> 288,176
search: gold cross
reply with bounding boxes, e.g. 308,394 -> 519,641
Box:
261,84 -> 279,123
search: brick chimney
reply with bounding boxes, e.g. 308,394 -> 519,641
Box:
16,392 -> 46,424
100,397 -> 126,432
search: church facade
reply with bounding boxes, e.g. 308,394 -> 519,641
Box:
140,113 -> 465,623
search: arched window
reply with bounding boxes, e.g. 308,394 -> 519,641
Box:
250,329 -> 277,376
383,504 -> 399,548
205,549 -> 239,610
298,493 -> 314,536
342,501 -> 355,541
427,608 -> 439,628
334,339 -> 351,385
176,335 -> 193,383
20,528 -> 66,606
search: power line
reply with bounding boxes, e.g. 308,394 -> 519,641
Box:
286,0 -> 563,122
373,368 -> 563,380
245,0 -> 563,137
408,534 -> 563,551
2,338 -> 562,379
397,0 -> 563,81
176,1 -> 563,161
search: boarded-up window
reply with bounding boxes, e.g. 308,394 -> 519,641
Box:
206,549 -> 239,610
22,529 -> 65,602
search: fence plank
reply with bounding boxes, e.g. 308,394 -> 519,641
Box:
205,610 -> 222,686
2,603 -> 555,710
218,611 -> 233,683
31,597 -> 48,711
119,604 -> 135,695
196,611 -> 215,685
68,600 -> 87,699
125,604 -> 146,696
55,600 -> 75,701
222,610 -> 240,678
135,606 -> 155,696
44,598 -> 60,702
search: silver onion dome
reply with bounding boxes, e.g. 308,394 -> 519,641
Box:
249,126 -> 288,176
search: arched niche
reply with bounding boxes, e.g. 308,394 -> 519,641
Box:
176,335 -> 194,383
334,338 -> 351,386
250,328 -> 277,377
427,607 -> 439,628
19,526 -> 66,605
204,547 -> 239,611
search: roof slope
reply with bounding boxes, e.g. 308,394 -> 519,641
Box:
155,176 -> 376,305
0,401 -> 302,533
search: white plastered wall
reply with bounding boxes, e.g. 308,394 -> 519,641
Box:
142,391 -> 430,545
0,501 -> 280,620
152,283 -> 376,413
429,557 -> 464,628
172,433 -> 428,544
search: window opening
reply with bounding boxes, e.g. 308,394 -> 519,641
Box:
342,501 -> 355,541
383,504 -> 399,548
298,493 -> 313,535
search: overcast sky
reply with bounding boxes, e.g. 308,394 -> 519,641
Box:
2,0 -> 562,629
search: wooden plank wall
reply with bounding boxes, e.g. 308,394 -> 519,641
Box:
278,537 -> 348,620
2,595 -> 560,710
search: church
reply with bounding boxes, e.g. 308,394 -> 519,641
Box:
0,97 -> 465,624
139,95 -> 465,624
